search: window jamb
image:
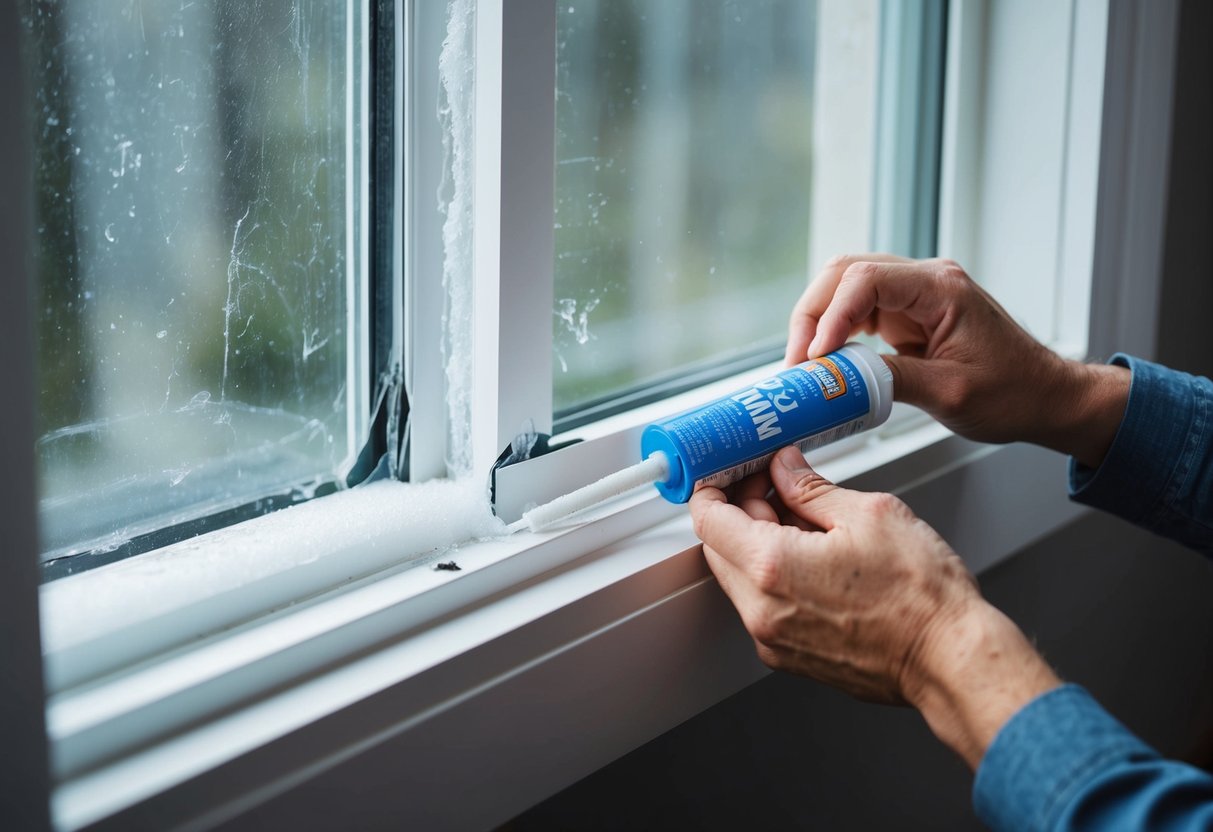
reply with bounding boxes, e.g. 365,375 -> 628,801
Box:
403,0 -> 452,483
936,0 -> 1109,354
346,0 -> 373,475
1055,0 -> 1109,352
471,0 -> 557,481
947,0 -> 1084,342
936,0 -> 985,268
872,0 -> 949,257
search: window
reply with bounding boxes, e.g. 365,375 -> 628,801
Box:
26,0 -> 947,600
13,0 -> 1120,828
26,1 -> 379,577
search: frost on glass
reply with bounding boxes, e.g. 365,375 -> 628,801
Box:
437,0 -> 476,478
554,0 -> 818,413
24,1 -> 361,561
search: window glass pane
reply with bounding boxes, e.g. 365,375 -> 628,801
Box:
24,1 -> 365,561
553,0 -> 834,414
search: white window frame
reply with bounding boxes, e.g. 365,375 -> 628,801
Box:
1,0 -> 1186,828
469,0 -> 556,480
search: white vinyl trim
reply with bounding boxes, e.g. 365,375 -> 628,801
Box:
936,0 -> 986,268
470,0 -> 557,479
404,0 -> 454,483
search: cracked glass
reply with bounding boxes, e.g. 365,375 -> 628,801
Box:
24,0 -> 366,565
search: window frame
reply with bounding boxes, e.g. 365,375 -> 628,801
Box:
2,0 -> 1181,827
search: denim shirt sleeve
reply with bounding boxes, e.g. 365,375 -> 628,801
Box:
1069,354 -> 1213,554
973,685 -> 1213,831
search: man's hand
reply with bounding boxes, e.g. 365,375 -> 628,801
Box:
785,255 -> 1129,468
691,446 -> 1061,768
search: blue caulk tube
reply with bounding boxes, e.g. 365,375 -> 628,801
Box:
506,343 -> 892,533
641,342 -> 893,503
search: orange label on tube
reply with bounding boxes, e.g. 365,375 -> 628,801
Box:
806,356 -> 848,400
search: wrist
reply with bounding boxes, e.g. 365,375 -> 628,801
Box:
1040,359 -> 1131,469
904,600 -> 1061,770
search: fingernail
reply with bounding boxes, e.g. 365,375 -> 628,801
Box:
805,336 -> 820,358
774,446 -> 809,472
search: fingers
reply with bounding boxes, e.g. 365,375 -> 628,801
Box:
690,484 -> 806,579
784,298 -> 817,367
807,261 -> 952,357
689,487 -> 767,561
730,471 -> 779,523
768,446 -> 856,530
786,253 -> 913,366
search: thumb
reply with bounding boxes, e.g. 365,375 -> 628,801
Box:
882,353 -> 934,409
769,446 -> 856,530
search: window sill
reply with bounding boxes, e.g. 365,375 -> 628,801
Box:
50,413 -> 1086,830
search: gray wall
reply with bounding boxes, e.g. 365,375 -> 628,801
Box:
511,1 -> 1213,828
0,0 -> 52,827
1156,0 -> 1213,378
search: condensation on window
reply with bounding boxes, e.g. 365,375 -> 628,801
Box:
24,1 -> 363,561
553,0 -> 819,413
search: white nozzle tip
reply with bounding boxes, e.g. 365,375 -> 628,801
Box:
507,452 -> 670,534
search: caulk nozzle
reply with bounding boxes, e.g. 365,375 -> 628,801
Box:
507,451 -> 670,534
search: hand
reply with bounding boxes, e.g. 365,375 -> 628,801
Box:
691,446 -> 1061,768
784,255 -> 1129,468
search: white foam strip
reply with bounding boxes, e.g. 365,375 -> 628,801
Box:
41,479 -> 504,658
511,452 -> 670,534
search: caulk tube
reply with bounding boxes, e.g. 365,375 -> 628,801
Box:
640,342 -> 893,503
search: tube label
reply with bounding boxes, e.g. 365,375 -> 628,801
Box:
642,350 -> 874,501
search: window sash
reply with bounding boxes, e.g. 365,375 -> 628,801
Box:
30,0 -> 377,573
482,1 -> 948,522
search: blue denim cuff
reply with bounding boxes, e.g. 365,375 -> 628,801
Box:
973,684 -> 1157,832
1068,354 -> 1208,537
